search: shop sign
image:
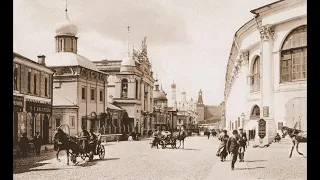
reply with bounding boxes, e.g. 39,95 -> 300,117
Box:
26,99 -> 52,114
258,118 -> 266,139
13,95 -> 24,112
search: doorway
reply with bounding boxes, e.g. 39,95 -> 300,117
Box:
285,97 -> 307,131
43,115 -> 49,144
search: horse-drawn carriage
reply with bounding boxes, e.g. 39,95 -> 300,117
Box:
151,130 -> 186,149
53,124 -> 105,165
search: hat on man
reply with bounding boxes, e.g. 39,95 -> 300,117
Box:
232,130 -> 238,134
239,128 -> 243,131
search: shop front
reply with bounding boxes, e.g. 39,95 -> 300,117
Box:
26,99 -> 52,144
13,95 -> 24,147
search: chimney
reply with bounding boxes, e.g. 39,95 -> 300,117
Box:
109,95 -> 114,104
37,55 -> 46,65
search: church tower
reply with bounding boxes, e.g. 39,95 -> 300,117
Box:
196,89 -> 205,123
55,2 -> 78,54
171,81 -> 176,107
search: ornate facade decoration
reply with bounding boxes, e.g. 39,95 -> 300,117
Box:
259,25 -> 275,41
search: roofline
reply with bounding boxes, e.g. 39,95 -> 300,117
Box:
250,0 -> 285,14
13,52 -> 54,73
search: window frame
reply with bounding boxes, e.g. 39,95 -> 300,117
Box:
56,119 -> 61,128
69,116 -> 75,127
33,74 -> 37,95
27,71 -> 31,93
90,87 -> 96,101
280,25 -> 307,83
99,90 -> 103,102
81,86 -> 87,100
45,77 -> 48,96
251,56 -> 260,92
121,79 -> 128,98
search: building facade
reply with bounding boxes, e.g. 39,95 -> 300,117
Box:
13,53 -> 54,145
94,37 -> 155,134
44,9 -> 109,137
223,0 -> 306,145
153,78 -> 169,130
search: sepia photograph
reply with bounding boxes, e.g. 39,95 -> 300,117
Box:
13,0 -> 307,179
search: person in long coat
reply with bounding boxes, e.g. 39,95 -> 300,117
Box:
227,130 -> 240,171
216,130 -> 229,161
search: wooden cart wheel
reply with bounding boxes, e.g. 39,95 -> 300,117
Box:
98,144 -> 105,159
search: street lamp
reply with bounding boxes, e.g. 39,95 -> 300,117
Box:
241,113 -> 245,128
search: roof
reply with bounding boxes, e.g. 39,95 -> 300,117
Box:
250,0 -> 285,15
13,52 -> 53,72
45,52 -> 100,72
53,91 -> 77,107
107,103 -> 123,111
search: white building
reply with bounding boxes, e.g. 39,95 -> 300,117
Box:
224,0 -> 306,145
44,7 -> 109,136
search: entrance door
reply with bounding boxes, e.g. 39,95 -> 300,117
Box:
13,112 -> 18,147
43,115 -> 49,144
285,97 -> 307,131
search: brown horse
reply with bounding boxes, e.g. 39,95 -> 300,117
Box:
281,125 -> 307,158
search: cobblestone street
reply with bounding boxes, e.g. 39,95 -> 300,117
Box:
13,137 -> 306,180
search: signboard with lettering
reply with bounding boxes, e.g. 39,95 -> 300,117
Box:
263,106 -> 269,117
13,95 -> 24,112
278,122 -> 283,130
258,118 -> 266,138
26,99 -> 52,114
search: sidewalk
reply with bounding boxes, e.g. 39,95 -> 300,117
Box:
204,138 -> 306,180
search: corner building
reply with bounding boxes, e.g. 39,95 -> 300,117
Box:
224,0 -> 306,145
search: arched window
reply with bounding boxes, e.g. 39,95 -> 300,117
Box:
251,105 -> 260,119
135,80 -> 139,99
281,25 -> 307,82
121,79 -> 128,98
251,56 -> 260,92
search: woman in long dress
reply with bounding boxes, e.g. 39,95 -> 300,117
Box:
216,130 -> 229,162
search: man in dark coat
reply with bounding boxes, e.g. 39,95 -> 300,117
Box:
33,132 -> 42,156
19,133 -> 29,157
238,128 -> 247,162
79,125 -> 90,151
227,130 -> 240,170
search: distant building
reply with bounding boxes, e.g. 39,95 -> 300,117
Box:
94,36 -> 155,134
196,89 -> 222,128
13,52 -> 54,145
153,78 -> 168,128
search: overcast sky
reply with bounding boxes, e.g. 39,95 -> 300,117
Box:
14,0 -> 277,105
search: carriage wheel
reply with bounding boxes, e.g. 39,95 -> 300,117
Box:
98,145 -> 105,159
176,139 -> 181,149
171,139 -> 177,149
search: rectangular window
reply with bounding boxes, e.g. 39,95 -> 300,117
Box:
82,86 -> 86,100
91,88 -> 95,101
99,90 -> 103,102
27,72 -> 31,93
34,74 -> 37,94
70,116 -> 75,127
45,77 -> 48,96
56,119 -> 60,128
13,67 -> 18,90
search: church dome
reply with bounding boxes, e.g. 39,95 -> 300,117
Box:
55,18 -> 78,36
45,52 -> 99,72
121,56 -> 135,67
153,89 -> 167,100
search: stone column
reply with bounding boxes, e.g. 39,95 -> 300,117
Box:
259,25 -> 276,146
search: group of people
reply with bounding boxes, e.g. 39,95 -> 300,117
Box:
18,132 -> 42,157
216,128 -> 247,171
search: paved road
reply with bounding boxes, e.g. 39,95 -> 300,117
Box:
13,136 -> 306,180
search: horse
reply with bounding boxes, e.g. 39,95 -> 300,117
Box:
281,125 -> 307,158
53,128 -> 81,165
173,128 -> 187,149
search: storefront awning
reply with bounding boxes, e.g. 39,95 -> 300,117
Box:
107,103 -> 123,111
244,120 -> 257,131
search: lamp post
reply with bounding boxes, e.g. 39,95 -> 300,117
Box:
241,113 -> 245,129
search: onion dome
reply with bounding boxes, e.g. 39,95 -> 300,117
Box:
55,16 -> 78,36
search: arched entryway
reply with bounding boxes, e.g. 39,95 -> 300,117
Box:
246,105 -> 260,140
42,115 -> 49,144
285,97 -> 306,130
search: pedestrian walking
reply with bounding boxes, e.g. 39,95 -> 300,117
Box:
33,132 -> 42,156
238,128 -> 247,162
226,130 -> 240,171
19,133 -> 29,157
216,130 -> 229,162
207,131 -> 210,139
